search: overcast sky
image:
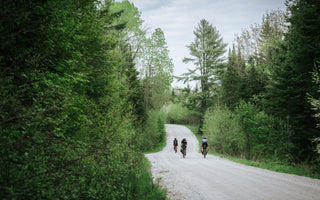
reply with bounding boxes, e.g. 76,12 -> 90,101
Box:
125,0 -> 287,88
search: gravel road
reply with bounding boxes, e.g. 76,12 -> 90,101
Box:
145,124 -> 320,200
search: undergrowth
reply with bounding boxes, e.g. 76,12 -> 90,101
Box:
186,124 -> 320,180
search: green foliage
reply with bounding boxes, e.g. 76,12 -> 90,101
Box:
213,152 -> 320,179
140,28 -> 174,110
309,63 -> 320,173
0,0 -> 166,199
180,19 -> 227,134
110,0 -> 144,32
221,43 -> 268,111
221,47 -> 246,110
203,102 -> 294,161
262,0 -> 320,161
175,0 -> 320,172
214,1 -> 320,166
133,158 -> 167,200
163,103 -> 198,125
136,110 -> 166,152
203,105 -> 244,156
235,101 -> 294,161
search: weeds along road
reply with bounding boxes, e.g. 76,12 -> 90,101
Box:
145,124 -> 320,200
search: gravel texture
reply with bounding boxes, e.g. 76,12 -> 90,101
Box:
145,124 -> 320,200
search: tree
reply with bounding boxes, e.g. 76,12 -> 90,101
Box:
110,0 -> 146,61
0,1 -> 166,198
139,28 -> 174,109
180,19 -> 227,134
258,10 -> 286,68
110,1 -> 146,123
263,0 -> 320,161
309,62 -> 320,171
221,10 -> 286,111
221,45 -> 246,110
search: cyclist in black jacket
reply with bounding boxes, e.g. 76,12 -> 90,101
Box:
173,138 -> 178,153
180,138 -> 187,153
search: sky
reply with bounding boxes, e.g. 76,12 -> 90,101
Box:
125,0 -> 287,88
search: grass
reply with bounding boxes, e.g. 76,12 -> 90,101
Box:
185,124 -> 320,179
141,126 -> 168,199
146,137 -> 167,154
214,153 -> 320,179
136,157 -> 167,200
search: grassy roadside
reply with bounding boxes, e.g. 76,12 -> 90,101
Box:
135,157 -> 167,200
185,124 -> 320,180
215,154 -> 320,179
141,123 -> 168,199
145,135 -> 167,154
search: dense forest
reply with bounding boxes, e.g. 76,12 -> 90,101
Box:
1,0 -> 320,199
0,0 -> 171,199
168,0 -> 320,173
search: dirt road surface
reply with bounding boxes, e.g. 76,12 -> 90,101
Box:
145,124 -> 320,200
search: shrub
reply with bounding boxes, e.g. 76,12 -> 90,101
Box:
203,105 -> 245,156
163,103 -> 198,125
136,110 -> 166,152
235,101 -> 294,161
203,101 -> 294,161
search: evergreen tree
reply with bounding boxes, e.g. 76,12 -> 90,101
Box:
180,19 -> 227,134
0,1 -> 166,199
258,10 -> 286,70
264,0 -> 320,161
221,45 -> 246,110
110,1 -> 146,123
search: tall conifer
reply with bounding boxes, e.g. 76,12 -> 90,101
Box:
264,0 -> 320,160
180,19 -> 227,134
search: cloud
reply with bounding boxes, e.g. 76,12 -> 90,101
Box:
130,0 -> 171,11
127,0 -> 286,87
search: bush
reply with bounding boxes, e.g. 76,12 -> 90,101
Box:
203,101 -> 294,161
203,105 -> 245,156
235,101 -> 294,161
163,103 -> 198,125
136,110 -> 166,152
0,1 -> 168,199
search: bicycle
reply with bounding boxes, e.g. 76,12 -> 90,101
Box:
203,146 -> 207,158
174,145 -> 177,153
181,145 -> 187,158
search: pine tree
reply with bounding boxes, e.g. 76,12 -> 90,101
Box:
180,19 -> 227,134
264,0 -> 320,160
221,45 -> 246,110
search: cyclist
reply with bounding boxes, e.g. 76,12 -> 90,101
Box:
173,138 -> 178,153
180,138 -> 187,153
201,137 -> 208,155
